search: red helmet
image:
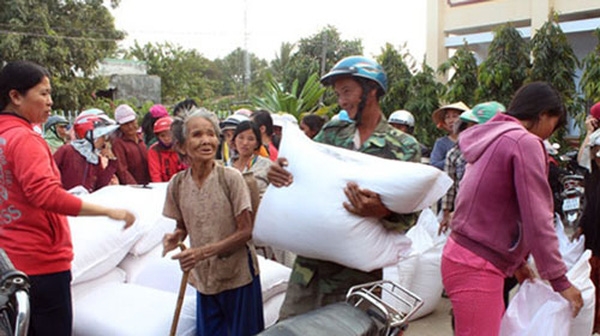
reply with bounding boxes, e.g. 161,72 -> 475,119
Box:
74,114 -> 118,140
153,116 -> 173,134
74,115 -> 101,139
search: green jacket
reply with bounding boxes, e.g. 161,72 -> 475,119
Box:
290,114 -> 422,293
43,128 -> 66,154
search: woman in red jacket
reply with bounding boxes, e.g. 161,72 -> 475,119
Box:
0,61 -> 135,335
148,116 -> 185,182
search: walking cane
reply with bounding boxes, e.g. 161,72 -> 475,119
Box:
170,242 -> 189,336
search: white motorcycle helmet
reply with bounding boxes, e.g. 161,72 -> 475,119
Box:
388,110 -> 415,127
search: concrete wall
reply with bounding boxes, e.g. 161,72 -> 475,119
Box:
108,74 -> 162,104
426,0 -> 600,69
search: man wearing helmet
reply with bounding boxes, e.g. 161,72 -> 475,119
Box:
268,56 -> 421,319
43,114 -> 70,153
53,110 -> 120,192
388,110 -> 430,159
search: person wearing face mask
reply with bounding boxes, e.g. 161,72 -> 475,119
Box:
148,116 -> 185,182
54,111 -> 120,192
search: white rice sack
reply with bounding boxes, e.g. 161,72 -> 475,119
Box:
555,214 -> 585,270
71,267 -> 126,301
69,215 -> 141,285
263,293 -> 286,328
500,280 -> 571,336
254,123 -> 451,272
118,244 -> 164,282
383,208 -> 446,320
566,249 -> 594,336
73,282 -> 196,336
129,255 -> 195,297
257,255 -> 292,302
84,183 -> 173,256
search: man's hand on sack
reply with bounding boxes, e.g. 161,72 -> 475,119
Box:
267,157 -> 293,188
343,182 -> 391,219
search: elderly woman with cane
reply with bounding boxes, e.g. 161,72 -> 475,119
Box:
162,108 -> 264,336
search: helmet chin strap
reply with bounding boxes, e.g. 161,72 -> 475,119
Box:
352,82 -> 372,126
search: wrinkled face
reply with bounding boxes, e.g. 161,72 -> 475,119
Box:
11,76 -> 53,124
234,128 -> 259,157
119,119 -> 138,138
183,117 -> 219,163
333,77 -> 364,120
157,130 -> 173,146
443,109 -> 461,133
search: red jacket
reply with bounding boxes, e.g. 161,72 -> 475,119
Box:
53,144 -> 118,192
111,133 -> 150,185
147,142 -> 184,182
0,113 -> 82,275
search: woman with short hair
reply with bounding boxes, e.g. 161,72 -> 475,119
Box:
162,108 -> 264,336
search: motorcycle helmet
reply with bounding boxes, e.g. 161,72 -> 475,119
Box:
388,110 -> 415,127
74,114 -> 118,141
45,115 -> 69,130
153,116 -> 173,134
320,56 -> 388,96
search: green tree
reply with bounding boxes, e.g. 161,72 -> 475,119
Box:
282,26 -> 362,100
579,28 -> 600,124
405,61 -> 445,148
270,42 -> 295,83
378,43 -> 413,118
529,13 -> 579,115
529,13 -> 581,147
214,47 -> 269,101
438,43 -> 479,106
126,41 -> 220,106
251,72 -> 326,119
0,0 -> 124,112
476,24 -> 530,107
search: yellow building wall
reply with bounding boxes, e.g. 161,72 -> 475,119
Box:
426,0 -> 600,69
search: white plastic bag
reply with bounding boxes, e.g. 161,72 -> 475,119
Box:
383,208 -> 446,320
566,250 -> 595,336
555,214 -> 584,270
254,123 -> 451,272
499,280 -> 571,336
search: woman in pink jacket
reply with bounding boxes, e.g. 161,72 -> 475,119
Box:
442,82 -> 583,335
0,61 -> 135,335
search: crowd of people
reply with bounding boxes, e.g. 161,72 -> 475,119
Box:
0,55 -> 595,336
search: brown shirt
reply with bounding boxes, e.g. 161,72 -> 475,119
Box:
163,166 -> 257,295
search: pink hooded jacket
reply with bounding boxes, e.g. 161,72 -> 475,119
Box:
451,113 -> 570,291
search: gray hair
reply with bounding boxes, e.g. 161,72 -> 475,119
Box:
172,107 -> 221,148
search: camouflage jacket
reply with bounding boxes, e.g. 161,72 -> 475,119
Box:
290,114 -> 422,293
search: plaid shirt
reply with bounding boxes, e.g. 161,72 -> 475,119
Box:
442,144 -> 467,211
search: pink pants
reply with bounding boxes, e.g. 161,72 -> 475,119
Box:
441,237 -> 506,336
